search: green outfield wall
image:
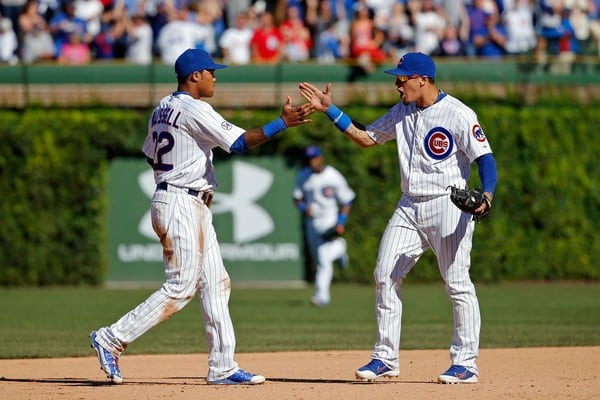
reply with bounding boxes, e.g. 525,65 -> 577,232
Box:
1,58 -> 600,108
1,58 -> 599,85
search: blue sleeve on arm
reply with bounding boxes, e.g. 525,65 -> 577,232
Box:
230,134 -> 249,154
476,153 -> 498,195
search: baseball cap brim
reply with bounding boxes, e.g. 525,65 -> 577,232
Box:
384,66 -> 417,76
188,61 -> 227,71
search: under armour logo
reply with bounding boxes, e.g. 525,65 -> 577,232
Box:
211,161 -> 274,242
137,160 -> 274,243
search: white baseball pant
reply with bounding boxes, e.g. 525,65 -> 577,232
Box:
370,194 -> 480,375
94,189 -> 239,381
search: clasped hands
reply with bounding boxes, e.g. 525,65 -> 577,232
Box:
280,82 -> 335,127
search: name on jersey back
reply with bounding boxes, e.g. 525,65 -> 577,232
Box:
151,107 -> 181,129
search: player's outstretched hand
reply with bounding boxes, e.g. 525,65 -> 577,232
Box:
281,96 -> 314,127
299,82 -> 332,112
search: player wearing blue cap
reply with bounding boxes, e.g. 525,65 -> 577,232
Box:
90,49 -> 313,385
293,145 -> 355,307
300,52 -> 498,384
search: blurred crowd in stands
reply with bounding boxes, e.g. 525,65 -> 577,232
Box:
1,0 -> 599,74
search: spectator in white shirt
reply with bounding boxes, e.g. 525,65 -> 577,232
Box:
409,0 -> 447,55
219,11 -> 253,65
125,12 -> 153,64
0,17 -> 18,64
156,7 -> 215,64
74,0 -> 104,37
18,0 -> 55,63
503,0 -> 536,55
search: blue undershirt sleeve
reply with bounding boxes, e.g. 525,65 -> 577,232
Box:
476,153 -> 498,195
230,134 -> 249,154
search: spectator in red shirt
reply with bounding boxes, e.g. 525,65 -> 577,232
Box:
250,10 -> 283,64
349,3 -> 386,75
280,4 -> 311,62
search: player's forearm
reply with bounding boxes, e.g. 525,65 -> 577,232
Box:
230,120 -> 286,154
324,105 -> 376,147
344,125 -> 376,147
244,128 -> 269,149
230,129 -> 267,153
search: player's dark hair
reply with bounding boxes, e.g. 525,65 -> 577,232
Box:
177,75 -> 188,84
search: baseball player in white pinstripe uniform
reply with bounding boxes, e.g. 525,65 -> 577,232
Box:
300,52 -> 498,384
293,145 -> 355,307
90,48 -> 313,385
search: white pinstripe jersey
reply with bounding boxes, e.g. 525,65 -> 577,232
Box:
141,92 -> 244,191
293,165 -> 356,233
366,93 -> 493,197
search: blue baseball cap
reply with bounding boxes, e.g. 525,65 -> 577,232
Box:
384,52 -> 436,78
174,49 -> 227,78
305,145 -> 322,158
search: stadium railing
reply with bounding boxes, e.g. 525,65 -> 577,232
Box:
1,57 -> 599,108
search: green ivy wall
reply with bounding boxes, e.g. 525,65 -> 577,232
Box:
0,101 -> 598,286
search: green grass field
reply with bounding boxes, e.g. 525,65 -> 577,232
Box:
1,282 -> 599,359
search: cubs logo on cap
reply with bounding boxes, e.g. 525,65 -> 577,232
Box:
384,52 -> 436,78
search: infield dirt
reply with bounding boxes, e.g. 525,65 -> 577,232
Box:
1,347 -> 598,399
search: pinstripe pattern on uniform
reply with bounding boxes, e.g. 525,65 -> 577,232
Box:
293,164 -> 355,304
366,94 -> 492,197
141,93 -> 244,191
197,200 -> 239,380
371,195 -> 480,374
361,93 -> 487,377
96,92 -> 250,380
97,178 -> 240,380
293,165 -> 356,233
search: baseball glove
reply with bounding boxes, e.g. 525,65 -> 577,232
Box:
447,186 -> 492,221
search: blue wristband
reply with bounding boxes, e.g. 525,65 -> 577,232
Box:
263,117 -> 287,138
325,104 -> 352,132
337,214 -> 348,226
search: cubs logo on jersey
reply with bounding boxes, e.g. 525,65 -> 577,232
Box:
472,125 -> 486,142
424,127 -> 454,160
322,186 -> 335,198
